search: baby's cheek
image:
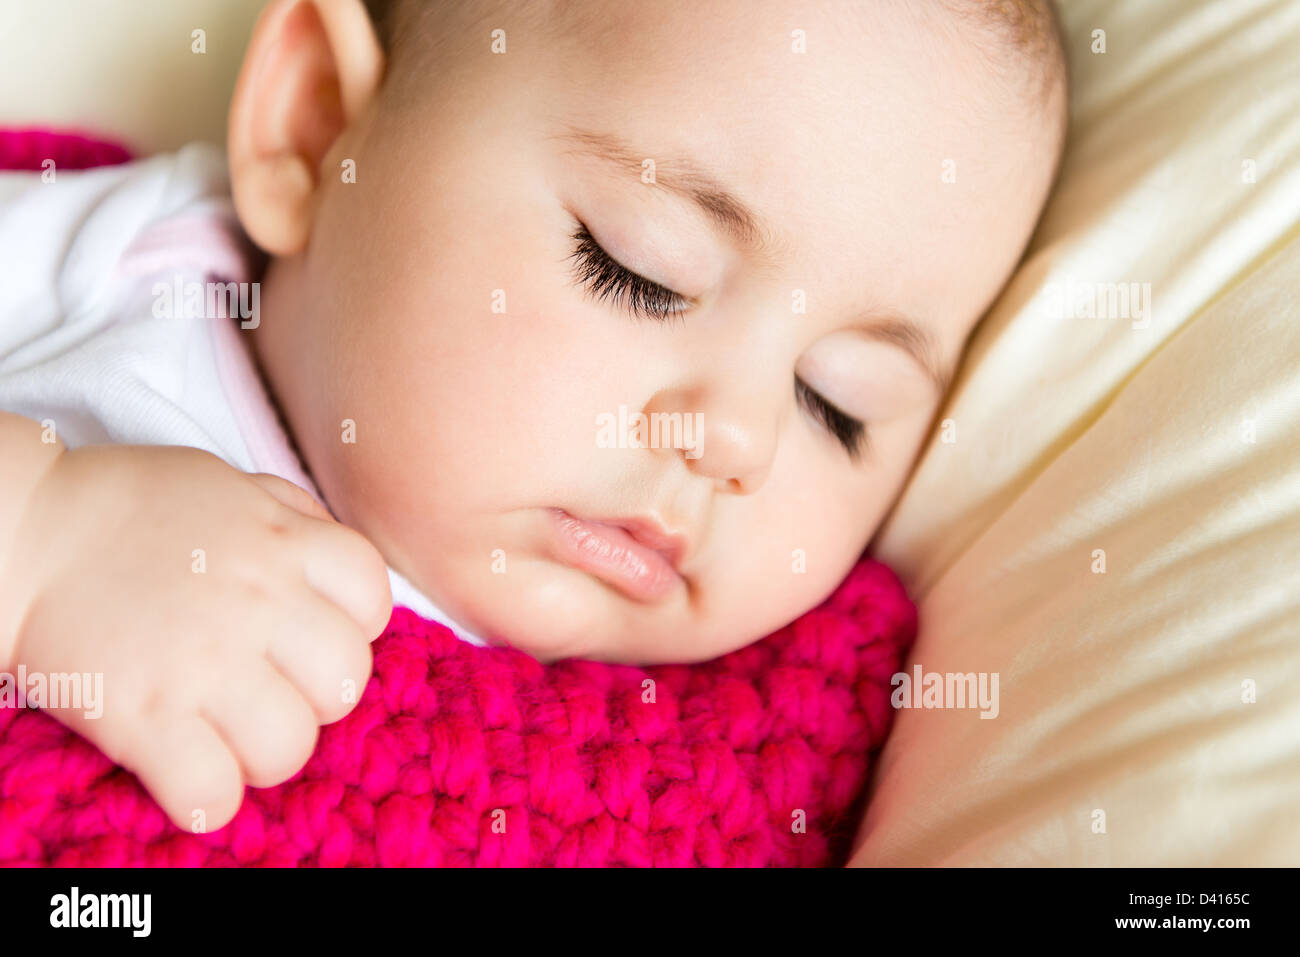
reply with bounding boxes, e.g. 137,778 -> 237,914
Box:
686,512 -> 855,656
459,557 -> 633,663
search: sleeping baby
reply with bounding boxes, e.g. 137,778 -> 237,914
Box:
0,0 -> 1067,830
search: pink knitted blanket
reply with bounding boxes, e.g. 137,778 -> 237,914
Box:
0,132 -> 918,866
0,128 -> 132,171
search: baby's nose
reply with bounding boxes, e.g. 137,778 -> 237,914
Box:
643,383 -> 778,495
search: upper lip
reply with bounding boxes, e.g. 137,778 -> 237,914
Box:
590,513 -> 690,573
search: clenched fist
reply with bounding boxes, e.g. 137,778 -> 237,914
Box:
4,442 -> 392,832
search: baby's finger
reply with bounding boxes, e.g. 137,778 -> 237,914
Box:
264,586 -> 374,724
246,472 -> 334,522
296,523 -> 394,639
199,661 -> 320,789
113,712 -> 245,834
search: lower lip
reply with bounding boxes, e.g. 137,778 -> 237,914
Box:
547,509 -> 682,602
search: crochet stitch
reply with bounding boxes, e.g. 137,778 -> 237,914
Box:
0,558 -> 914,867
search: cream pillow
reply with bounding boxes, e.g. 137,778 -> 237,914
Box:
0,0 -> 262,154
851,0 -> 1300,865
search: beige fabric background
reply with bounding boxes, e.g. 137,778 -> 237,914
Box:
852,0 -> 1300,865
2,0 -> 1296,865
0,0 -> 262,153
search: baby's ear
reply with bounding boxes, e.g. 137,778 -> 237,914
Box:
227,0 -> 383,255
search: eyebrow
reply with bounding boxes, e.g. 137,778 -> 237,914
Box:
551,124 -> 953,396
552,125 -> 778,261
851,316 -> 953,397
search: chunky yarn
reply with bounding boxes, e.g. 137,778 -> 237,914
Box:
0,558 -> 915,866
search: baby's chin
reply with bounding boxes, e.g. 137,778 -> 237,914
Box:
437,557 -> 703,666
466,565 -> 661,664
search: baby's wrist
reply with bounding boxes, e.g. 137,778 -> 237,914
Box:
0,412 -> 67,670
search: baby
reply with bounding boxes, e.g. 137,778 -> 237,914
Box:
0,0 -> 1067,831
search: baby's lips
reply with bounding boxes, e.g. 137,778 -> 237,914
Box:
548,508 -> 685,603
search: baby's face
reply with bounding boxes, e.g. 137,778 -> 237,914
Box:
251,0 -> 1061,664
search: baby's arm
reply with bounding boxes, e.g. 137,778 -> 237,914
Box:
0,411 -> 393,832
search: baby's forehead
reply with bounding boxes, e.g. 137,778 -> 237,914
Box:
368,0 -> 1065,335
373,0 -> 1063,141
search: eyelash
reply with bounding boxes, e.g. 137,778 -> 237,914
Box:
795,377 -> 868,461
568,220 -> 868,461
567,222 -> 689,323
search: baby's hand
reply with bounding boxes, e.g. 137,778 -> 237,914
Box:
6,443 -> 392,832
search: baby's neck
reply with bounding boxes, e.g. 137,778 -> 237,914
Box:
243,255 -> 319,497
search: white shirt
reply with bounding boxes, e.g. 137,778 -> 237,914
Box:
0,143 -> 485,645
